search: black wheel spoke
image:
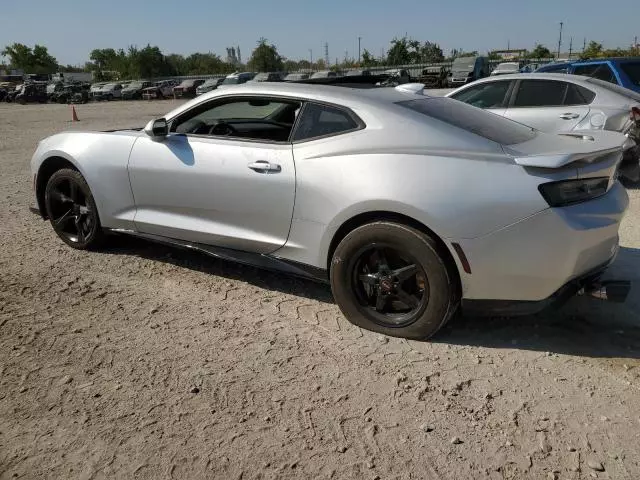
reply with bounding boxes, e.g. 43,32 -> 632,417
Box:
375,293 -> 388,312
391,264 -> 417,282
374,248 -> 389,271
395,287 -> 420,309
51,188 -> 72,203
359,273 -> 379,285
69,180 -> 78,202
54,209 -> 74,226
75,216 -> 85,243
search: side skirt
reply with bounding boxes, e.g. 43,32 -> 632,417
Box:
108,229 -> 329,283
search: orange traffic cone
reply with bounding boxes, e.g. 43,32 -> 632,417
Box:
71,105 -> 79,122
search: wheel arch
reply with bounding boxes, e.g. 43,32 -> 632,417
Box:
327,210 -> 462,293
35,155 -> 81,219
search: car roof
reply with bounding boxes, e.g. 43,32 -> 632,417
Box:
164,82 -> 425,120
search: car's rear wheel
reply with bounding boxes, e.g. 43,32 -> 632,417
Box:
44,168 -> 104,250
330,222 -> 459,340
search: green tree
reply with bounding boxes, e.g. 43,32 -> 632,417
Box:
247,38 -> 283,72
420,42 -> 444,63
581,41 -> 603,59
387,37 -> 411,65
527,44 -> 553,59
361,49 -> 378,67
1,43 -> 58,73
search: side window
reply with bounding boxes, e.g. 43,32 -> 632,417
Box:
513,80 -> 567,107
450,81 -> 511,108
171,96 -> 302,142
573,64 -> 616,84
292,102 -> 360,141
564,83 -> 596,105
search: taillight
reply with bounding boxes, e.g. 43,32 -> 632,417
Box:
538,177 -> 609,207
631,106 -> 640,123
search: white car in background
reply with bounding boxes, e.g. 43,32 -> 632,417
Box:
490,62 -> 521,76
446,73 -> 640,143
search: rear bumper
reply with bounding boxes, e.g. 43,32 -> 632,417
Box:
457,181 -> 629,303
462,259 -> 614,316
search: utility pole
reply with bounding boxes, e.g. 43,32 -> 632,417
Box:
309,49 -> 313,70
557,21 -> 563,59
569,37 -> 573,59
358,37 -> 362,64
635,36 -> 638,54
324,42 -> 329,66
507,39 -> 510,51
583,37 -> 586,52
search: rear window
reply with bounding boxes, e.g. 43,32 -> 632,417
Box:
619,61 -> 640,87
397,97 -> 536,145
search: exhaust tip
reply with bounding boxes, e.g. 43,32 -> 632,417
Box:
585,280 -> 631,303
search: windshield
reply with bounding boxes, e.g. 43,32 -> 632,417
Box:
252,73 -> 270,81
397,97 -> 537,145
496,63 -> 518,70
102,83 -> 114,89
179,80 -> 195,87
452,57 -> 476,71
127,82 -> 143,89
620,61 -> 640,87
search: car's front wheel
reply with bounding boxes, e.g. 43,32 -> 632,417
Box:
44,168 -> 104,250
330,222 -> 459,340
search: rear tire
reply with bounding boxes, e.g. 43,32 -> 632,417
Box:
44,169 -> 104,250
330,222 -> 459,340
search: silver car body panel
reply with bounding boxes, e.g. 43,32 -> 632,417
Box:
31,82 -> 629,304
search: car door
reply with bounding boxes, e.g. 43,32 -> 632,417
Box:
448,80 -> 513,116
127,95 -> 301,254
503,79 -> 590,132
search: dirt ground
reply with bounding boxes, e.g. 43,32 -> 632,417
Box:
1,100 -> 640,480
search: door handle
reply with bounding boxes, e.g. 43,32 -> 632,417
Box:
559,113 -> 580,120
248,160 -> 281,173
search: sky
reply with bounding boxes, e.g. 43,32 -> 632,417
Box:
1,0 -> 638,66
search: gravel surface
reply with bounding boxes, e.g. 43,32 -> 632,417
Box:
1,100 -> 640,480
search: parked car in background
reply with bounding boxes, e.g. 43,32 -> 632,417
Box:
491,62 -> 521,76
218,72 -> 256,88
51,83 -> 90,104
283,73 -> 310,82
142,80 -> 176,100
310,70 -> 339,79
569,58 -> 640,93
173,79 -> 205,98
250,72 -> 285,82
346,69 -> 372,77
419,66 -> 450,88
89,82 -> 106,98
446,73 -> 640,167
46,82 -> 63,100
195,78 -> 224,96
534,62 -> 572,73
30,82 -> 634,340
121,81 -> 153,100
520,63 -> 541,73
448,56 -> 490,87
377,68 -> 412,86
15,83 -> 48,104
94,82 -> 123,101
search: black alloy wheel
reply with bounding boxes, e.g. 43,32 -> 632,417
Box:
351,244 -> 429,327
330,222 -> 459,340
44,169 -> 104,249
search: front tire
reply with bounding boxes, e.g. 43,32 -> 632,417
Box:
330,222 -> 459,340
44,169 -> 104,250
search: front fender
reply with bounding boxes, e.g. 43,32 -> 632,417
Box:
32,131 -> 141,229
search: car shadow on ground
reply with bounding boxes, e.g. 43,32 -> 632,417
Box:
103,236 -> 640,360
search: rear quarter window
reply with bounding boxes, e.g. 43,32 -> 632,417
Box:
397,97 -> 536,145
619,61 -> 640,87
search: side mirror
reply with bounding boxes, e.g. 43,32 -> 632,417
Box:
144,118 -> 168,138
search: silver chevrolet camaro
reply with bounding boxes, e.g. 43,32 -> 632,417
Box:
30,82 -> 634,339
